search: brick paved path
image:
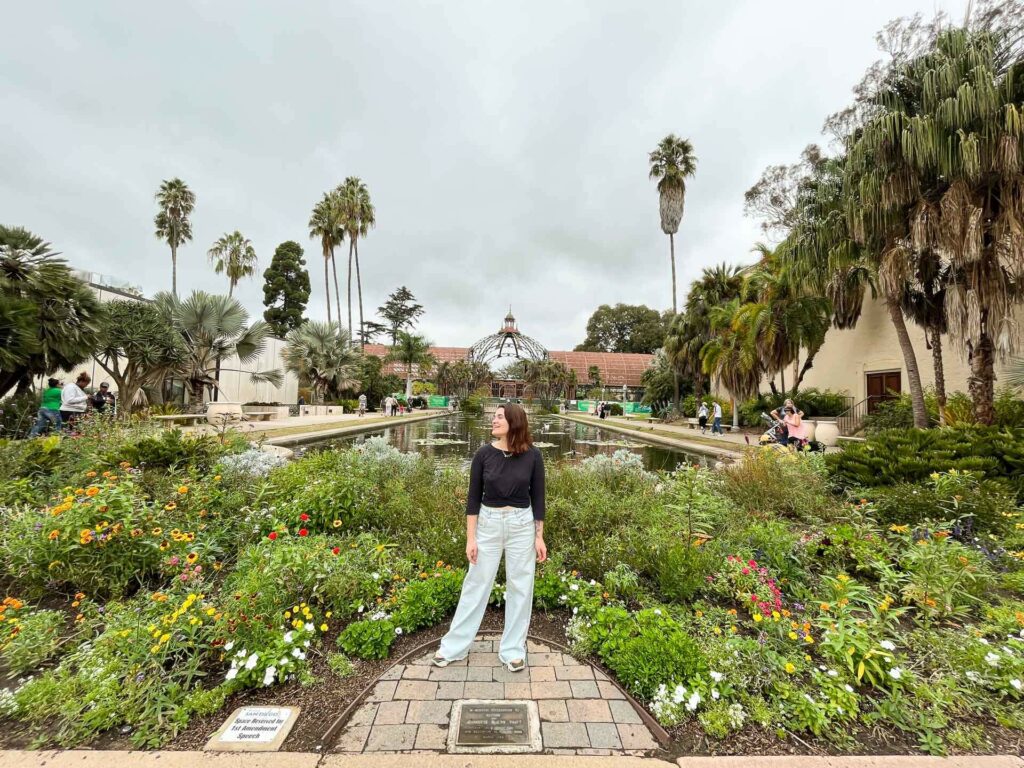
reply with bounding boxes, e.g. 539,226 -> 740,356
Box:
332,634 -> 660,755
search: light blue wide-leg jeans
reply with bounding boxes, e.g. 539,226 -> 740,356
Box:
438,505 -> 537,665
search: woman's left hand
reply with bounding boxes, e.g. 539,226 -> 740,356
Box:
535,536 -> 547,563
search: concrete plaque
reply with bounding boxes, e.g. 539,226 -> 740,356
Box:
448,699 -> 541,754
205,706 -> 300,752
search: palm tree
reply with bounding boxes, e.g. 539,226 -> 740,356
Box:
336,177 -> 375,347
841,22 -> 1024,424
700,298 -> 762,428
678,263 -> 744,402
154,178 -> 195,297
308,194 -> 344,325
207,231 -> 257,297
649,135 -> 697,313
386,332 -> 435,398
154,291 -> 282,405
283,321 -> 362,404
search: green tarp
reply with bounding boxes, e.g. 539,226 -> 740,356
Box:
428,395 -> 449,408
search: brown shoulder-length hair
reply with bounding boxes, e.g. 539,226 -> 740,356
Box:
499,404 -> 533,454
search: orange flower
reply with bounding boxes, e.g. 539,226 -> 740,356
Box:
48,530 -> 60,540
86,486 -> 100,497
177,486 -> 189,495
85,471 -> 97,478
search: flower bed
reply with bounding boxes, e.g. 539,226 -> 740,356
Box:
0,421 -> 1022,754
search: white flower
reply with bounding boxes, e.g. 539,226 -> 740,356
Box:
978,638 -> 990,645
279,657 -> 289,666
589,579 -> 596,586
844,684 -> 854,693
966,671 -> 981,683
672,684 -> 686,704
236,649 -> 248,658
836,706 -> 844,715
888,667 -> 903,680
653,609 -> 662,616
304,640 -> 311,648
710,671 -> 724,683
291,647 -> 304,659
559,594 -> 568,602
1010,679 -> 1022,692
570,584 -> 579,592
371,572 -> 380,581
572,607 -> 578,615
225,666 -> 238,681
263,666 -> 277,686
686,691 -> 701,712
304,622 -> 314,632
224,641 -> 234,651
396,627 -> 404,635
711,689 -> 720,700
985,652 -> 1001,667
879,640 -> 896,651
358,605 -> 365,613
283,631 -> 293,644
245,653 -> 259,670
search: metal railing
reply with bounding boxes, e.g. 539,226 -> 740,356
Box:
837,396 -> 883,436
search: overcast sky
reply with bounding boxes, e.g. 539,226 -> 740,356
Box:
2,0 -> 962,352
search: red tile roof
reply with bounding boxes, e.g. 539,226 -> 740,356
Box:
363,344 -> 653,386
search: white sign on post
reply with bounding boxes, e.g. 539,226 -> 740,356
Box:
206,706 -> 300,752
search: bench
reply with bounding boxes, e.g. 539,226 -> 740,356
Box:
243,411 -> 276,422
151,414 -> 207,425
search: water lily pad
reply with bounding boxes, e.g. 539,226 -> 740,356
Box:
414,438 -> 468,446
574,439 -> 645,448
532,441 -> 558,448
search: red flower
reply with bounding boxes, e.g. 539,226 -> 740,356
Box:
268,532 -> 278,540
298,528 -> 309,537
299,513 -> 310,522
748,559 -> 757,567
332,546 -> 340,555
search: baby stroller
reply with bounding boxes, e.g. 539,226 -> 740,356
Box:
758,412 -> 825,453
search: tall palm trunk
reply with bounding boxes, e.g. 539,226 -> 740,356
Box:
669,233 -> 677,315
930,327 -> 947,425
171,243 -> 178,297
355,240 -> 364,351
347,241 -> 354,338
323,252 -> 332,323
331,250 -> 342,330
228,282 -> 234,298
885,298 -> 928,429
672,369 -> 680,415
969,326 -> 995,426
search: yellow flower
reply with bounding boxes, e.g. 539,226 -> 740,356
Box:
160,633 -> 170,643
48,530 -> 60,541
164,502 -> 177,511
152,528 -> 163,535
284,611 -> 291,619
86,486 -> 100,497
151,645 -> 161,654
785,662 -> 796,674
213,475 -> 222,482
753,614 -> 763,623
326,611 -> 333,618
712,626 -> 722,635
333,519 -> 342,528
320,623 -> 328,631
695,610 -> 704,618
186,552 -> 198,564
177,486 -> 189,495
213,562 -> 223,571
788,631 -> 798,640
804,654 -> 812,662
74,488 -> 85,496
804,635 -> 814,644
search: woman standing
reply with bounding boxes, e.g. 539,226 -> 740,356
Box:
434,404 -> 547,672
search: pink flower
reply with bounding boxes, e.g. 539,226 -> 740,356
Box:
169,556 -> 180,566
741,567 -> 750,575
748,559 -> 757,567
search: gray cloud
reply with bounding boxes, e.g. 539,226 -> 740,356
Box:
1,0 -> 958,351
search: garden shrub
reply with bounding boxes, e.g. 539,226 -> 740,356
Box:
337,617 -> 397,659
719,517 -> 810,589
739,388 -> 850,427
0,598 -> 66,675
118,429 -> 224,472
863,471 -> 1018,533
720,449 -> 834,522
0,391 -> 42,440
391,568 -> 465,632
828,426 -> 1024,499
654,541 -> 718,603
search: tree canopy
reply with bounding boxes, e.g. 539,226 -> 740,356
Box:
574,303 -> 669,354
378,286 -> 424,344
262,241 -> 311,339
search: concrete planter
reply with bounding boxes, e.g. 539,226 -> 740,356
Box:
813,419 -> 840,447
300,405 -> 328,417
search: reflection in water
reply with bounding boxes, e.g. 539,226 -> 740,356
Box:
304,412 -> 709,471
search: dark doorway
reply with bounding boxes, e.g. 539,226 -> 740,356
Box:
866,371 -> 901,413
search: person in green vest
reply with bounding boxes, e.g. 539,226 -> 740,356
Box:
28,378 -> 64,437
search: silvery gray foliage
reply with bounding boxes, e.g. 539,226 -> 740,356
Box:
579,448 -> 651,478
219,448 -> 287,477
353,435 -> 420,471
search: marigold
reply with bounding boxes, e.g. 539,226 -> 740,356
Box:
86,486 -> 100,497
85,471 -> 97,478
48,530 -> 60,541
74,488 -> 85,496
178,486 -> 189,495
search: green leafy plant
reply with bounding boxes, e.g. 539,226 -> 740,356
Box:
337,618 -> 397,660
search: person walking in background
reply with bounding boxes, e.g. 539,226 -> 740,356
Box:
28,378 -> 64,437
60,372 -> 90,432
358,392 -> 367,417
711,400 -> 723,435
697,401 -> 709,434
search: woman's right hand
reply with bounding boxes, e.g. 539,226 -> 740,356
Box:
466,537 -> 478,565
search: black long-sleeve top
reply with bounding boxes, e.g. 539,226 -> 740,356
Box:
466,444 -> 546,521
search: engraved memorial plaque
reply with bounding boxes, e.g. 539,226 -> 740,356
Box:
448,699 -> 541,754
205,706 -> 300,752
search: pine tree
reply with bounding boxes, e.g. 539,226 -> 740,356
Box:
262,241 -> 311,339
378,286 -> 424,344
